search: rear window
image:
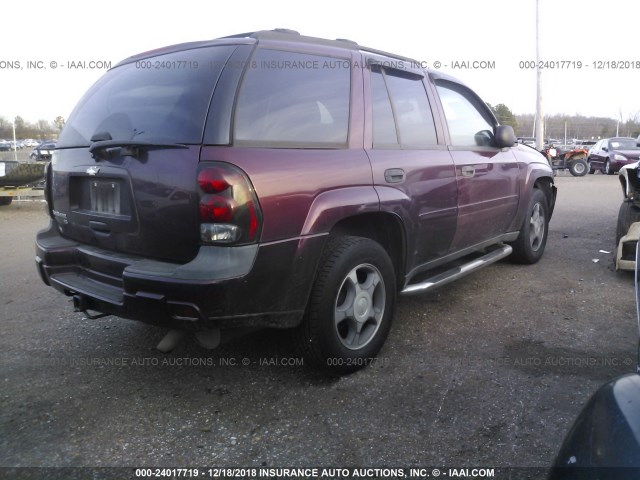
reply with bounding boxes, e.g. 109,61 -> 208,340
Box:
234,49 -> 350,147
57,46 -> 236,148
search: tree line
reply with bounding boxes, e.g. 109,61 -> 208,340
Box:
0,116 -> 65,140
488,104 -> 640,142
4,108 -> 640,144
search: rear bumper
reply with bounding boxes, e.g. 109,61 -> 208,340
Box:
35,221 -> 325,330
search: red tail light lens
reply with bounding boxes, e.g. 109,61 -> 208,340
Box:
197,169 -> 231,194
197,163 -> 262,245
199,195 -> 235,223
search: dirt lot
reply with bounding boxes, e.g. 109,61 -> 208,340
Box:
0,173 -> 636,479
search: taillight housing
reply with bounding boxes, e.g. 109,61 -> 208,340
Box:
197,162 -> 261,245
44,159 -> 54,219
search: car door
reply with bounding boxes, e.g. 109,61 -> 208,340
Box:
431,76 -> 520,251
363,58 -> 458,269
589,140 -> 605,169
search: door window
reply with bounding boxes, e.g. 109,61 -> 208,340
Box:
370,65 -> 437,148
435,80 -> 496,147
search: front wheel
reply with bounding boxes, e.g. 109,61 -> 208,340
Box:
568,159 -> 588,177
294,236 -> 396,373
510,189 -> 549,264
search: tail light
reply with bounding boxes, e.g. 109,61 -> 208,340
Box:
44,160 -> 54,219
197,162 -> 261,244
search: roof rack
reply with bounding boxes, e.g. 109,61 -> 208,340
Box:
219,29 -> 361,49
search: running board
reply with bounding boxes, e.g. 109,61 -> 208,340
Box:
400,244 -> 513,296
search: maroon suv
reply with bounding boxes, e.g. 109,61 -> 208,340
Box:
36,29 -> 556,372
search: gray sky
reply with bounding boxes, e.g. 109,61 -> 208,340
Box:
1,0 -> 639,124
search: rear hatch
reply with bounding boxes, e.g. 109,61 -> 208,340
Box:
51,44 -> 238,262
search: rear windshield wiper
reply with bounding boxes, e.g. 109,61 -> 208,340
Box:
89,139 -> 188,160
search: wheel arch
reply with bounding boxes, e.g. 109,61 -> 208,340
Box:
533,175 -> 557,217
329,212 -> 407,287
619,168 -> 630,199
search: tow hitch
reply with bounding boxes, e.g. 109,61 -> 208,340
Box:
72,294 -> 110,320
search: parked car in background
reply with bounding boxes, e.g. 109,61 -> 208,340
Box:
23,139 -> 39,147
517,136 -> 536,147
29,142 -> 56,161
35,29 -> 556,372
0,140 -> 11,152
588,137 -> 640,175
574,139 -> 596,150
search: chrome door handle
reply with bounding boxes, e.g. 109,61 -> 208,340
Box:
384,168 -> 405,183
461,166 -> 475,178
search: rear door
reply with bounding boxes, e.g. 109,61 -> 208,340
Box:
363,57 -> 458,268
589,139 -> 605,169
432,77 -> 520,251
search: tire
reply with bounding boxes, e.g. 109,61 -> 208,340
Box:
294,235 -> 396,373
510,189 -> 549,264
568,159 -> 588,177
0,197 -> 12,206
588,164 -> 595,174
615,201 -> 640,246
605,160 -> 614,175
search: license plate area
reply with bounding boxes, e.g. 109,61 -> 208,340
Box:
90,180 -> 121,215
69,176 -> 132,219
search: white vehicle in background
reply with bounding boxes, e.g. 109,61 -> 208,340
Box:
616,157 -> 640,270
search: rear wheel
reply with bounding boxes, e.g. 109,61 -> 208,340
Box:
510,189 -> 549,264
294,235 -> 396,373
568,159 -> 588,177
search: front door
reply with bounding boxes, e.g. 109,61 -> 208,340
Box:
433,78 -> 520,251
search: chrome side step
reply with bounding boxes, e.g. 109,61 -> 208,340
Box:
400,244 -> 513,296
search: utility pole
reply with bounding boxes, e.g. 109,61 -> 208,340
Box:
535,0 -> 544,151
12,118 -> 17,162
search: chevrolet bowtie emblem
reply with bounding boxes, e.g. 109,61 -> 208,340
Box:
86,166 -> 101,176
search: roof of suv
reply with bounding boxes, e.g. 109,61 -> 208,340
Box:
117,28 -> 416,67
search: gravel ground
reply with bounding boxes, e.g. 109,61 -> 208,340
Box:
0,173 -> 636,479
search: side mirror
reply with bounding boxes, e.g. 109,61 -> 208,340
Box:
603,146 -> 608,152
494,125 -> 516,148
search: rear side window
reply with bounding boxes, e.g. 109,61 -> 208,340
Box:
435,80 -> 496,147
371,65 -> 437,148
234,49 -> 350,147
57,46 -> 236,148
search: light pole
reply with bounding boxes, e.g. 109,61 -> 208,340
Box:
12,118 -> 17,162
535,0 -> 544,151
